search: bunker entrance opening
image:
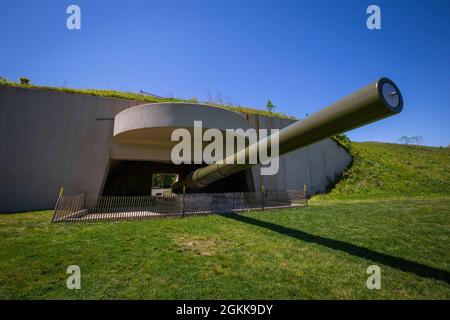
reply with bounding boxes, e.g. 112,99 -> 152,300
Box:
101,160 -> 255,196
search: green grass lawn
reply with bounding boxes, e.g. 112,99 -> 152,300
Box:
1,197 -> 449,299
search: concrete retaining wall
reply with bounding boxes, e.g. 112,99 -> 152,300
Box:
0,86 -> 138,212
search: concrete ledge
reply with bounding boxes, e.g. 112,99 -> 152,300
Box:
113,103 -> 249,143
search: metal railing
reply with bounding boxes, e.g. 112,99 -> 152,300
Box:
51,190 -> 307,223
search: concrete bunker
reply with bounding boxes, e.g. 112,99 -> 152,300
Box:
0,85 -> 353,212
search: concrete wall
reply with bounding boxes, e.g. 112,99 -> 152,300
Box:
0,86 -> 351,212
0,86 -> 139,212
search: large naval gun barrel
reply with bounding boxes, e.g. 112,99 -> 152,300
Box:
172,78 -> 403,193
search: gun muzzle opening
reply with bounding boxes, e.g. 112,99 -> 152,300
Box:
379,78 -> 403,112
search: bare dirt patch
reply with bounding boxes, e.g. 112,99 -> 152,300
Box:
175,236 -> 227,256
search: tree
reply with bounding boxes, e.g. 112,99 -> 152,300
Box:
152,174 -> 177,188
152,175 -> 162,187
398,136 -> 424,145
266,99 -> 276,113
398,136 -> 410,144
19,77 -> 31,85
414,136 -> 425,145
161,175 -> 177,187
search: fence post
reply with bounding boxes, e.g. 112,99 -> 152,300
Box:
182,186 -> 186,217
261,184 -> 265,211
52,186 -> 64,223
304,184 -> 308,207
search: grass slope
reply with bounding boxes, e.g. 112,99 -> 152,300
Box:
0,198 -> 449,299
318,142 -> 450,200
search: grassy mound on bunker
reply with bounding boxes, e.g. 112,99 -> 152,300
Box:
0,79 -> 294,119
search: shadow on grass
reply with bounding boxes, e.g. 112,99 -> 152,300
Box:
221,213 -> 450,284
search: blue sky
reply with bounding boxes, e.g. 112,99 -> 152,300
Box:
1,0 -> 449,146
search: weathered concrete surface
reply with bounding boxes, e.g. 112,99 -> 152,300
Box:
114,102 -> 249,139
0,86 -> 351,212
111,102 -> 250,162
0,86 -> 139,212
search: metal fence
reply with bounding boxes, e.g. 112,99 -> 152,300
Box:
52,190 -> 307,223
